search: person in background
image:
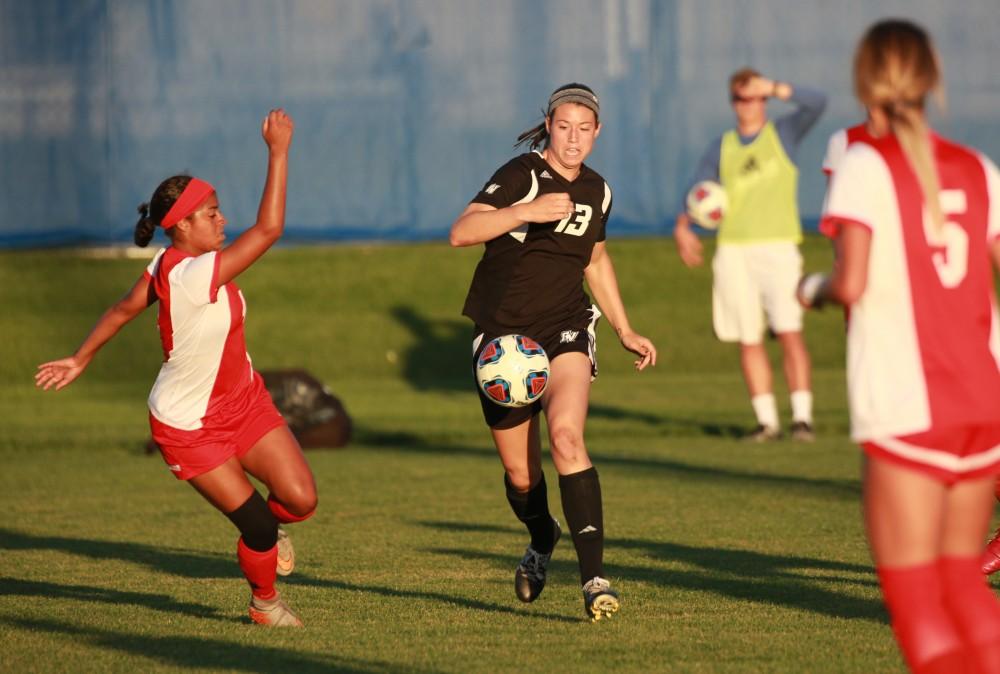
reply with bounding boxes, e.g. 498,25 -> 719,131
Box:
674,68 -> 826,441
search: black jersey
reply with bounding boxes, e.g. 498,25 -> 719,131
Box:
461,151 -> 612,336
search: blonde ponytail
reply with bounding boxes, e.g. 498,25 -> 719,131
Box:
853,20 -> 944,231
891,104 -> 943,231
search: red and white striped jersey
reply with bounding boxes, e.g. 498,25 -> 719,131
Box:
821,133 -> 1000,440
143,247 -> 255,431
822,124 -> 877,176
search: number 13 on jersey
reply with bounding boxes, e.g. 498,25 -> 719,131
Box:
555,204 -> 593,237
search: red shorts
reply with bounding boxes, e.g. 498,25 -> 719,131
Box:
862,423 -> 1000,484
150,376 -> 286,481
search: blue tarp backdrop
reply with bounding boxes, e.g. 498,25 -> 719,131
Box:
3,1 -> 1000,247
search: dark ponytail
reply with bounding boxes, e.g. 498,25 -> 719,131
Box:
134,175 -> 193,246
134,202 -> 156,247
515,115 -> 549,150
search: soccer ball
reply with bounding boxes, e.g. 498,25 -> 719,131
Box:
476,334 -> 550,408
686,180 -> 727,230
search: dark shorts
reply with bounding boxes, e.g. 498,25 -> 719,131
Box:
471,305 -> 601,430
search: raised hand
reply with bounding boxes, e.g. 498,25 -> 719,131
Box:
261,108 -> 294,153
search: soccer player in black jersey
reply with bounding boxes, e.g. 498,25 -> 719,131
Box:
450,83 -> 657,621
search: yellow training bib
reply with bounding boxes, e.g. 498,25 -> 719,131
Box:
718,121 -> 802,244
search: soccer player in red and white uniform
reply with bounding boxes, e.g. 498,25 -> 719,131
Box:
36,110 -> 315,627
799,20 -> 1000,674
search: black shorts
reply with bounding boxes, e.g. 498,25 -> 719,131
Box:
471,305 -> 601,430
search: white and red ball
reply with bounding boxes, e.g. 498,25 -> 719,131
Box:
476,334 -> 550,408
686,180 -> 727,230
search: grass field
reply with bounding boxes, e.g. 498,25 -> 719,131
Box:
0,235 -> 915,672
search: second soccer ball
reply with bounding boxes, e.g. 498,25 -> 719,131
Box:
686,180 -> 727,230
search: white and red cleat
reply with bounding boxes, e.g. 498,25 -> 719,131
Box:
248,591 -> 303,627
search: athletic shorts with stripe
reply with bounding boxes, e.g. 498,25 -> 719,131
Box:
862,423 -> 1000,485
150,373 -> 286,480
471,305 -> 601,430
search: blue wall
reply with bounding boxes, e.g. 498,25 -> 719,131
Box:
3,0 -> 1000,247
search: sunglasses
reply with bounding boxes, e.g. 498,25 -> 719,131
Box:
730,94 -> 766,103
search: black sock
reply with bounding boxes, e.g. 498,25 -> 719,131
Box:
559,467 -> 604,584
226,491 -> 279,552
505,473 -> 555,554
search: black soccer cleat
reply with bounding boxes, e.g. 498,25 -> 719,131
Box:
582,576 -> 620,622
789,421 -> 815,442
514,518 -> 561,603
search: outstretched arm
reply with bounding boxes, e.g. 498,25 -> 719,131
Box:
216,109 -> 294,287
36,274 -> 156,391
584,241 -> 657,371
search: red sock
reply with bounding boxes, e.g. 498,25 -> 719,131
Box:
877,563 -> 968,673
940,555 -> 1000,673
237,537 -> 277,600
267,494 -> 315,524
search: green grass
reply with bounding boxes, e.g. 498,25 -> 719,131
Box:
0,236 -> 908,672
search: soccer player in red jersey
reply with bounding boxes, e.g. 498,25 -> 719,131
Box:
800,21 -> 1000,673
36,109 -> 315,627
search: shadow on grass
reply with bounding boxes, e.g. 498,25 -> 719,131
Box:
589,404 -> 747,437
0,577 -> 225,620
417,520 -> 884,624
0,528 -> 234,579
0,528 -> 577,624
354,426 -> 860,501
285,576 -> 579,624
0,617 -> 429,674
390,305 -> 470,393
388,304 -> 749,436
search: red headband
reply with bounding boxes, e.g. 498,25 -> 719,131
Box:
160,178 -> 215,229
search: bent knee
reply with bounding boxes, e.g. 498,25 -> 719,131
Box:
549,426 -> 585,462
504,465 -> 539,493
288,489 -> 318,518
275,482 -> 318,518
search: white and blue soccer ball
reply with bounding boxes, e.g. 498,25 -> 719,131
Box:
476,334 -> 550,408
686,180 -> 727,230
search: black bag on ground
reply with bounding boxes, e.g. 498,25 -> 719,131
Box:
259,369 -> 352,449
